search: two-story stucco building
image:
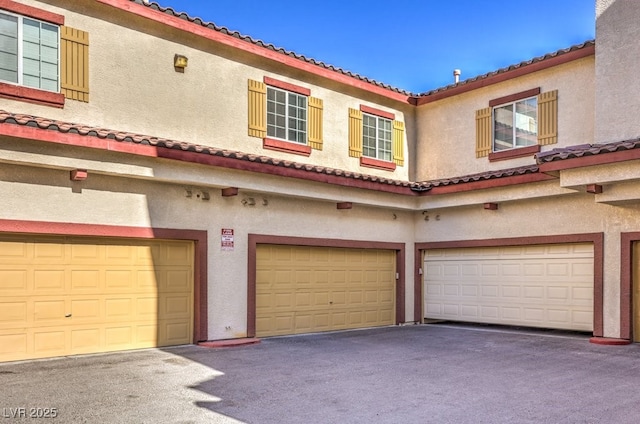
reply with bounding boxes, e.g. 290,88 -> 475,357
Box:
1,0 -> 640,362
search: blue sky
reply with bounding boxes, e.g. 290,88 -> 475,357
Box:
158,1 -> 595,94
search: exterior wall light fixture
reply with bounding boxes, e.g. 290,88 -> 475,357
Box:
174,54 -> 188,71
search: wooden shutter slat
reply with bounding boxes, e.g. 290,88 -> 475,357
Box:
475,107 -> 492,158
60,26 -> 89,102
248,79 -> 267,138
538,90 -> 558,146
392,120 -> 404,166
308,96 -> 323,150
348,108 -> 363,157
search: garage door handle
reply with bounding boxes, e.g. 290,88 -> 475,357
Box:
65,314 -> 72,318
329,302 -> 333,305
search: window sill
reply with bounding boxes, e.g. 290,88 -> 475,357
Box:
263,138 -> 312,156
489,144 -> 540,162
360,156 -> 397,171
0,82 -> 64,108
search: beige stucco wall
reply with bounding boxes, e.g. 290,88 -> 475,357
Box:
4,0 -> 640,344
0,138 -> 418,340
2,0 -> 415,181
414,56 -> 595,182
595,0 -> 640,144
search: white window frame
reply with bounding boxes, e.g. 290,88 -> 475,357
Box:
491,96 -> 538,153
362,113 -> 392,161
266,86 -> 308,145
0,10 -> 60,92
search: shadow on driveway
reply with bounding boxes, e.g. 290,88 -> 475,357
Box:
2,324 -> 640,423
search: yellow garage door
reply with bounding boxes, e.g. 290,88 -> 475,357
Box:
424,243 -> 594,331
256,245 -> 395,337
0,235 -> 194,362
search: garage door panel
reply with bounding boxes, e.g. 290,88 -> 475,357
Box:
35,243 -> 66,262
523,308 -> 544,322
294,314 -> 312,332
71,299 -> 101,320
136,325 -> 158,345
70,270 -> 101,290
34,300 -> 66,323
161,295 -> 191,318
460,305 -> 479,318
256,245 -> 395,337
34,330 -> 66,355
71,328 -> 101,351
34,269 -> 65,291
105,270 -> 135,289
106,298 -> 133,319
0,271 -> 27,291
311,312 -> 329,328
424,243 -> 594,332
105,326 -> 133,347
0,236 -> 194,362
162,320 -> 191,345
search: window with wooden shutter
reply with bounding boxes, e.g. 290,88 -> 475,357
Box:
248,79 -> 267,138
348,108 -> 363,158
308,96 -> 323,150
61,26 -> 89,102
478,88 -> 558,161
537,90 -> 558,146
475,107 -> 492,158
392,120 -> 404,166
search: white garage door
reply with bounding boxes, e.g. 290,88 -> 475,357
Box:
423,243 -> 593,331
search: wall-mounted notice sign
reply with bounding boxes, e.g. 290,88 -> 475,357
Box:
221,228 -> 234,251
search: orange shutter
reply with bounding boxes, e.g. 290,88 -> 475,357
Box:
475,107 -> 492,157
308,96 -> 323,150
348,108 -> 363,157
392,120 -> 404,166
248,79 -> 267,138
538,90 -> 558,145
60,26 -> 89,102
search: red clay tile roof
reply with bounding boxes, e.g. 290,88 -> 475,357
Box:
135,1 -> 593,100
411,165 -> 541,191
0,110 -> 414,189
134,0 -> 412,96
0,110 -> 562,193
418,40 -> 595,97
536,139 -> 640,163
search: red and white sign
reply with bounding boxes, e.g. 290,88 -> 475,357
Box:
221,228 -> 234,251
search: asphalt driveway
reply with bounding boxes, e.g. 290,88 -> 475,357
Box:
2,324 -> 640,423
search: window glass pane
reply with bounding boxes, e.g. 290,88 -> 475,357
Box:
0,13 -> 18,83
362,114 -> 377,157
0,51 -> 18,82
22,19 -> 40,43
41,23 -> 58,47
23,57 -> 41,85
40,76 -> 57,92
515,98 -> 537,147
493,104 -> 514,151
23,73 -> 40,88
265,86 -> 308,144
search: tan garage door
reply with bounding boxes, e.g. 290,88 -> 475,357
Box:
424,243 -> 593,331
256,245 -> 395,337
0,235 -> 193,362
